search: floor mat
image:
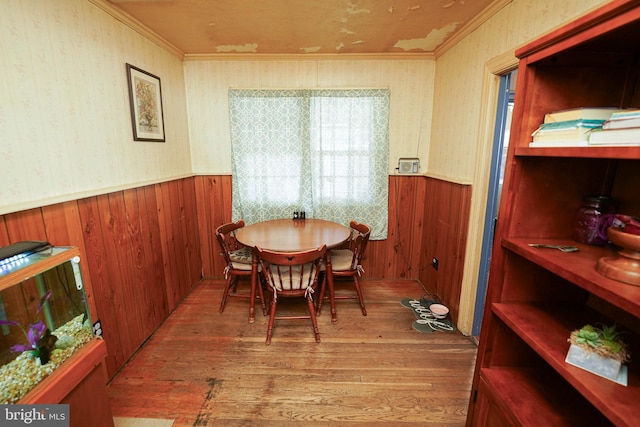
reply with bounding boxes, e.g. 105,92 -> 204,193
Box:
401,296 -> 457,333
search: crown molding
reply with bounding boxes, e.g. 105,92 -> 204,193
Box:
435,0 -> 513,58
88,0 -> 185,60
486,50 -> 518,75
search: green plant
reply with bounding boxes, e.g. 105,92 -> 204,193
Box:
0,289 -> 58,363
569,323 -> 630,363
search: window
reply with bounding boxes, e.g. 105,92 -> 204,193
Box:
229,89 -> 389,240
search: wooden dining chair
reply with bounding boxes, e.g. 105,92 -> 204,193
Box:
257,245 -> 326,345
216,220 -> 266,315
317,220 -> 371,316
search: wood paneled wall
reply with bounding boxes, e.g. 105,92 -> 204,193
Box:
0,174 -> 470,379
418,177 -> 472,324
195,175 -> 234,278
0,178 -> 202,378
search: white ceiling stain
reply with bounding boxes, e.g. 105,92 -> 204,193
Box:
336,42 -> 345,51
346,2 -> 370,15
301,46 -> 322,53
340,28 -> 356,35
394,22 -> 459,52
215,43 -> 258,53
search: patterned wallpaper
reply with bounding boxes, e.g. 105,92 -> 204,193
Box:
430,0 -> 609,182
0,0 -> 191,215
184,59 -> 435,175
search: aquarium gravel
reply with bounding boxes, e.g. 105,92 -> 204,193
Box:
0,314 -> 94,404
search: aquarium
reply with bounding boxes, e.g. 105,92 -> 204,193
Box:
0,245 -> 96,404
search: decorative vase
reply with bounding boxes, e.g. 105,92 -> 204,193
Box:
596,227 -> 640,286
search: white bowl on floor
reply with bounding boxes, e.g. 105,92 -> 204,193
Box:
430,304 -> 449,319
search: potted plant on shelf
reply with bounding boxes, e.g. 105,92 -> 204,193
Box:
566,323 -> 630,386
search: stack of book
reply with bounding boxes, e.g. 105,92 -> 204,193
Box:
589,109 -> 640,146
529,107 -> 620,147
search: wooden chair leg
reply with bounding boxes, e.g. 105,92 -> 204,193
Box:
219,276 -> 237,313
265,298 -> 278,346
316,274 -> 327,315
307,295 -> 321,343
352,276 -> 367,316
257,272 -> 268,316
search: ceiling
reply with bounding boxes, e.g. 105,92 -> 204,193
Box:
106,0 -> 500,56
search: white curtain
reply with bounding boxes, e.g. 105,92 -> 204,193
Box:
228,89 -> 389,240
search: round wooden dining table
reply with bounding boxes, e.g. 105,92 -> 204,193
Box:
236,218 -> 351,323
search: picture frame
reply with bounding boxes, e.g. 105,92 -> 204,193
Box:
126,63 -> 165,142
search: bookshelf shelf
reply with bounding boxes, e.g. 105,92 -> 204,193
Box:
503,238 -> 640,315
467,1 -> 640,426
479,367 -> 612,426
492,303 -> 640,427
515,146 -> 640,159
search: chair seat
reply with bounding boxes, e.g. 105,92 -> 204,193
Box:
229,246 -> 253,264
269,263 -> 316,291
329,249 -> 354,272
229,260 -> 253,271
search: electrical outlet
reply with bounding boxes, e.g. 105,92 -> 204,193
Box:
432,257 -> 439,270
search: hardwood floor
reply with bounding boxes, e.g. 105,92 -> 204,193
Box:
107,278 -> 477,426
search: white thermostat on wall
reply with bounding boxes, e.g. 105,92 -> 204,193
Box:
398,158 -> 420,174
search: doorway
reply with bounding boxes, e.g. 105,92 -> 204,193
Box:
472,70 -> 516,337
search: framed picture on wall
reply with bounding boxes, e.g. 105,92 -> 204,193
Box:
126,63 -> 165,142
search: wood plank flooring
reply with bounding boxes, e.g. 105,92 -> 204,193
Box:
107,279 -> 477,426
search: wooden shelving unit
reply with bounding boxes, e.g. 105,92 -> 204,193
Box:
22,339 -> 114,427
466,1 -> 640,426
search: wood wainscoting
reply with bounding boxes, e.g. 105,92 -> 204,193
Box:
0,174 -> 471,379
0,177 -> 202,377
419,177 -> 472,325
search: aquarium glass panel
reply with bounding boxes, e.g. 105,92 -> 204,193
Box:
0,247 -> 94,403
